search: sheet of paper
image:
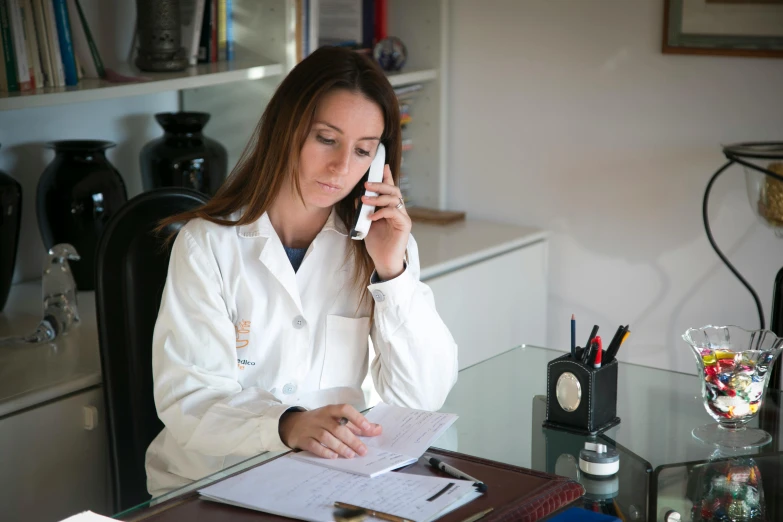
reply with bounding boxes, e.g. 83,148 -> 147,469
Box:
200,455 -> 480,522
290,404 -> 458,477
363,403 -> 458,458
58,512 -> 115,522
291,447 -> 416,478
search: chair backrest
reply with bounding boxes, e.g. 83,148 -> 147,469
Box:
95,188 -> 208,512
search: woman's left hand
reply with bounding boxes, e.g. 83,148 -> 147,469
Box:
362,165 -> 411,281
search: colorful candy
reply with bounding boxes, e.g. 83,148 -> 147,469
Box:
698,347 -> 774,423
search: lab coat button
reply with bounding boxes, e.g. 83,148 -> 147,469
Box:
292,316 -> 306,329
372,290 -> 385,302
283,383 -> 297,394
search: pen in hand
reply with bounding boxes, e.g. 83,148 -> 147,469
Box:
427,457 -> 488,492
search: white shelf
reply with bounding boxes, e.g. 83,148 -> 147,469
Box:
386,68 -> 438,87
0,53 -> 283,111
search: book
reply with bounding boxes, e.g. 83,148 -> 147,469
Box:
30,0 -> 53,87
42,0 -> 64,86
66,0 -> 104,78
197,0 -> 212,63
306,0 -> 317,56
19,0 -> 40,89
180,0 -> 205,65
224,0 -> 232,60
8,0 -> 31,90
51,0 -> 76,85
0,0 -> 18,91
209,0 -> 216,62
199,454 -> 481,522
318,0 -> 361,48
217,0 -> 225,60
0,30 -> 6,90
290,403 -> 458,478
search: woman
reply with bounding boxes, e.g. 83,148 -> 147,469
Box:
145,46 -> 458,495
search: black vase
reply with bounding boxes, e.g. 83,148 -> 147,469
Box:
0,147 -> 22,311
36,140 -> 128,291
140,112 -> 228,197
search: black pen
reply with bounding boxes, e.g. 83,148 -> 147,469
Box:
585,325 -> 599,351
427,457 -> 488,492
605,325 -> 629,363
581,338 -> 595,365
604,325 -> 626,363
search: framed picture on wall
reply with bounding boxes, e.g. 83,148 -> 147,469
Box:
663,0 -> 783,57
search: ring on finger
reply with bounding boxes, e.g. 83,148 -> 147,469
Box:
395,197 -> 404,210
338,417 -> 349,426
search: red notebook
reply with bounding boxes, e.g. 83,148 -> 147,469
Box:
119,448 -> 584,522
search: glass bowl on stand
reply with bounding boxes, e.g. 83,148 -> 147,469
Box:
683,325 -> 783,449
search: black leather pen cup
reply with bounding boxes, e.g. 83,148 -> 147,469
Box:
543,353 -> 620,435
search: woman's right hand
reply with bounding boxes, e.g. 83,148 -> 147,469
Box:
279,404 -> 382,459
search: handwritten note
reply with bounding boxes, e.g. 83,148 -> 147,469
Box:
290,403 -> 458,477
364,404 -> 457,456
200,455 -> 481,522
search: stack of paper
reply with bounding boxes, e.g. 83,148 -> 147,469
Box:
290,403 -> 458,477
199,404 -> 480,522
200,455 -> 480,522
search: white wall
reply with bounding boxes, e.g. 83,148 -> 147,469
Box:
0,1 -> 178,283
448,0 -> 783,375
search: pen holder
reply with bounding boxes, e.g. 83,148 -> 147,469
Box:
544,353 -> 620,435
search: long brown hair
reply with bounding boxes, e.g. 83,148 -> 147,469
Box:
160,46 -> 402,303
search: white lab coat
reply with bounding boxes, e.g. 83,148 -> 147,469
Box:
145,208 -> 458,495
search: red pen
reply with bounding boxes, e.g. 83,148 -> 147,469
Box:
593,336 -> 603,369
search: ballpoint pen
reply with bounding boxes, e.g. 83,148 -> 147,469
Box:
604,325 -> 625,363
606,325 -> 631,363
571,314 -> 576,358
585,324 -> 599,351
581,337 -> 596,366
427,457 -> 488,492
334,501 -> 413,522
459,507 -> 494,522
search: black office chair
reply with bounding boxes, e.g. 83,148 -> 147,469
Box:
94,188 -> 208,513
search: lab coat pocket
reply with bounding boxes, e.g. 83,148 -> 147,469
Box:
321,315 -> 371,389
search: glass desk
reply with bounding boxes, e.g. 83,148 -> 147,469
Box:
115,346 -> 783,521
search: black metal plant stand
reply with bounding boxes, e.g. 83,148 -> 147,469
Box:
702,142 -> 783,391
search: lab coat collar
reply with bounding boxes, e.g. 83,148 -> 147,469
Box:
236,207 -> 349,314
236,207 -> 349,239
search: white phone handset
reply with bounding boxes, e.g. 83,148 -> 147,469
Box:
351,143 -> 386,240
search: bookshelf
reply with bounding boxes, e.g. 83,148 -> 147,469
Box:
1,0 -> 448,207
0,51 -> 283,111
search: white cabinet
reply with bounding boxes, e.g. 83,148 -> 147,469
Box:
425,241 -> 548,370
0,386 -> 111,522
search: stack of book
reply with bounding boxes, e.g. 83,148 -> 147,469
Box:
0,0 -> 235,93
190,0 -> 234,65
0,0 -> 102,91
296,0 -> 384,62
395,83 -> 424,205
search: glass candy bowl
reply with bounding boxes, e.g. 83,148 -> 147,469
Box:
683,326 -> 783,448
